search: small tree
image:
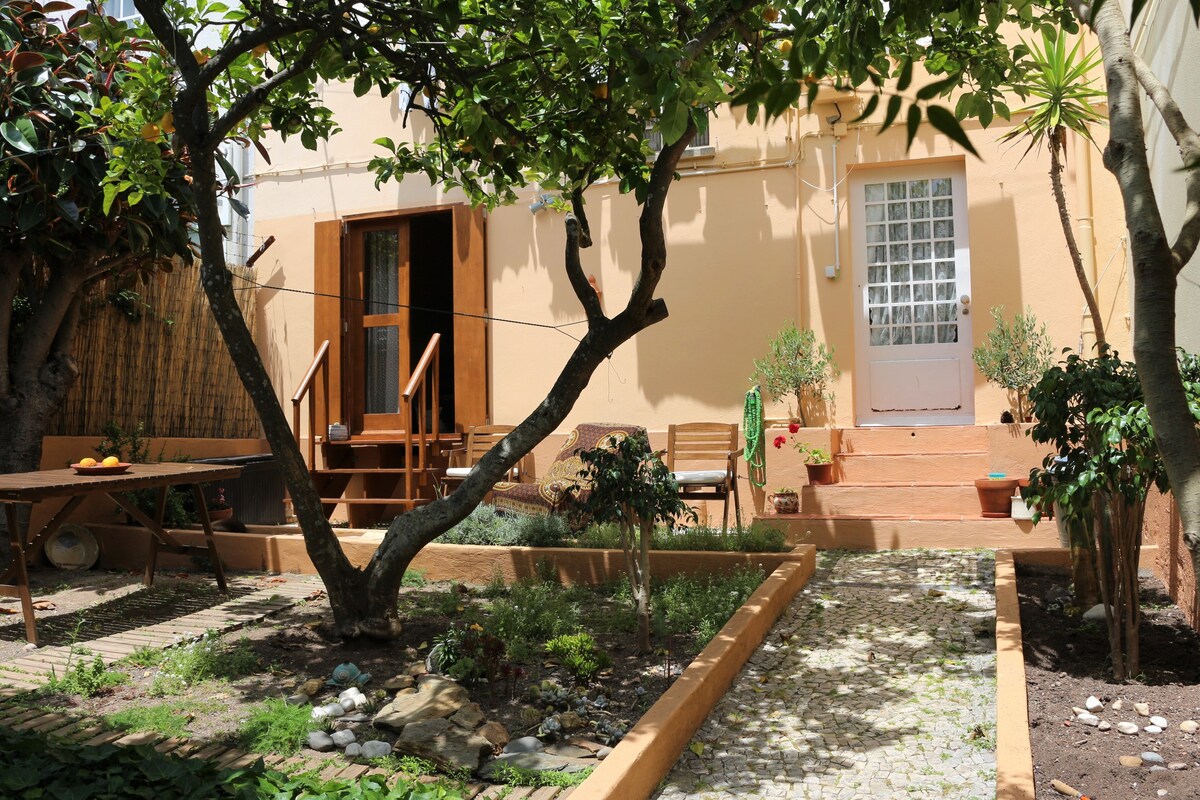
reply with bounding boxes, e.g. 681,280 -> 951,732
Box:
972,306 -> 1055,422
575,433 -> 694,654
752,324 -> 838,427
1025,351 -> 1195,680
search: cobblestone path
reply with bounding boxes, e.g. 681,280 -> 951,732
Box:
655,550 -> 997,800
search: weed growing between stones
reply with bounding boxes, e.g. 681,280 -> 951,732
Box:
150,631 -> 260,695
106,699 -> 223,738
237,698 -> 319,756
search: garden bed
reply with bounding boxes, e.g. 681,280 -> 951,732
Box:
1015,557 -> 1200,799
22,558 -> 808,792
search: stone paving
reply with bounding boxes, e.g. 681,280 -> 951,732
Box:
655,550 -> 997,800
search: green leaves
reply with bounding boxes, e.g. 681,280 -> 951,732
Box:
1,118 -> 37,152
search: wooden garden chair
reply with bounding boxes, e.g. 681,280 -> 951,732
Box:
666,422 -> 743,532
441,425 -> 534,494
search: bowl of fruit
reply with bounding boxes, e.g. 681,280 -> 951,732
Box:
72,456 -> 132,475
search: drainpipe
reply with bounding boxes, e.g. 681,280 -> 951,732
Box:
1075,128 -> 1099,352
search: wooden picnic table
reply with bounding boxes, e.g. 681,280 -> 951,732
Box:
0,462 -> 242,646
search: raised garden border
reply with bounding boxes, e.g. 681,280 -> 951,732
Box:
993,545 -> 1161,800
83,523 -> 816,798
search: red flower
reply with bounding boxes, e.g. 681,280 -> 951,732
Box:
773,436 -> 787,449
788,423 -> 800,434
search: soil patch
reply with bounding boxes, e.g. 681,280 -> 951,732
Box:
1018,563 -> 1200,799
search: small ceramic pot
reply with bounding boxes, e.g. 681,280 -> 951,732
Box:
769,491 -> 799,514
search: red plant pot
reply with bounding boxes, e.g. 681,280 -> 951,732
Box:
974,478 -> 1019,518
805,462 -> 836,486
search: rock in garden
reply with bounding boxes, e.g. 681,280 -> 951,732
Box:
479,752 -> 596,779
339,697 -> 358,712
1181,720 -> 1199,733
559,711 -> 584,732
1071,707 -> 1088,717
322,703 -> 345,718
286,694 -> 309,707
1169,762 -> 1189,770
331,729 -> 356,748
299,679 -> 324,697
383,675 -> 415,692
1151,715 -> 1169,728
1141,752 -> 1165,765
597,746 -> 613,761
1076,713 -> 1101,727
1086,696 -> 1104,712
1145,725 -> 1163,735
361,740 -> 392,759
338,687 -> 363,701
1119,756 -> 1144,767
1117,722 -> 1140,735
1098,721 -> 1112,732
374,676 -> 469,731
1112,699 -> 1124,711
450,703 -> 486,730
396,717 -> 494,772
1082,604 -> 1106,622
407,662 -> 428,677
344,743 -> 362,757
544,742 -> 596,759
1150,765 -> 1168,772
307,731 -> 335,752
311,706 -> 330,721
1135,702 -> 1151,717
478,722 -> 510,750
504,736 -> 545,754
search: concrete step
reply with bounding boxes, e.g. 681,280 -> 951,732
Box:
755,513 -> 1059,551
836,451 -> 990,483
838,425 -> 989,455
801,483 -> 984,517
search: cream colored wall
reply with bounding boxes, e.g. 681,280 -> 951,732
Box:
251,72 -> 1130,435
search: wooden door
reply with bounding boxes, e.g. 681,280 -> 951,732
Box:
345,219 -> 411,434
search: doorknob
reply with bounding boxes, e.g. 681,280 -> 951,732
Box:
960,295 -> 971,305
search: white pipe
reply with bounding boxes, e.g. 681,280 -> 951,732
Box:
832,135 -> 841,277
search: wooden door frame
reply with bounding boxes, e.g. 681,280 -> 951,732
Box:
312,204 -> 488,438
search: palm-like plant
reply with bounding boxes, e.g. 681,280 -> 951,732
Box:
1001,31 -> 1108,348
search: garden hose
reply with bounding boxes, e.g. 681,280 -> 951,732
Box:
743,385 -> 766,488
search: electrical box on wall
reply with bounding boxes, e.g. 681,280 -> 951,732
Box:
825,265 -> 838,279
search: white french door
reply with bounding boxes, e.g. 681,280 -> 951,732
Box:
850,163 -> 975,425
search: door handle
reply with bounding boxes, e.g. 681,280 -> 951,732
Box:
960,294 -> 971,315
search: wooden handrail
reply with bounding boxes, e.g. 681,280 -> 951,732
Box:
401,334 -> 441,503
292,340 -> 331,469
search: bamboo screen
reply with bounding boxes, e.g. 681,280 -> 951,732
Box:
48,262 -> 262,439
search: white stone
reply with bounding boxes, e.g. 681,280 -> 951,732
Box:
504,736 -> 546,754
1086,696 -> 1104,712
1082,604 -> 1107,622
1098,721 -> 1112,732
1077,713 -> 1100,727
1112,699 -> 1124,711
322,703 -> 345,718
338,687 -> 364,702
1117,721 -> 1140,735
1141,751 -> 1165,764
1150,715 -> 1169,728
1072,706 -> 1088,716
331,729 -> 357,748
1145,725 -> 1164,735
311,706 -> 329,721
339,697 -> 357,712
286,694 -> 309,707
1135,702 -> 1151,717
361,740 -> 392,759
344,743 -> 362,757
1180,720 -> 1199,734
307,731 -> 335,752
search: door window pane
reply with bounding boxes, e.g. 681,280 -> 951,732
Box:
364,230 -> 399,316
365,326 -> 400,414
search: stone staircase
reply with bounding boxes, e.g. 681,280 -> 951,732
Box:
762,425 -> 1061,551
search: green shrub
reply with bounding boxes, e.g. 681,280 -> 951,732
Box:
434,623 -> 506,685
151,632 -> 260,695
119,646 -> 166,668
511,514 -> 571,547
237,698 -> 316,756
46,655 -> 129,698
544,633 -> 611,682
489,763 -> 593,787
487,581 -> 580,658
106,700 -> 219,738
574,523 -> 787,553
435,505 -> 517,546
654,566 -> 765,647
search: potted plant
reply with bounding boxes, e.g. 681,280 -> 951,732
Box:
772,424 -> 837,486
208,487 -> 233,522
767,487 -> 799,514
972,306 -> 1055,422
974,473 -> 1019,518
752,323 -> 838,427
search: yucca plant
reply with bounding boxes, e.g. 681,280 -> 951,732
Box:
1001,30 -> 1108,348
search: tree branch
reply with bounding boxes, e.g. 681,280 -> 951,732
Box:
565,188 -> 604,322
0,250 -> 22,400
1132,53 -> 1200,273
12,265 -> 85,387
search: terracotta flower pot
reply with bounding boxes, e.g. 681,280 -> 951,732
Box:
208,507 -> 233,522
805,462 -> 835,486
768,492 -> 799,514
974,478 -> 1019,518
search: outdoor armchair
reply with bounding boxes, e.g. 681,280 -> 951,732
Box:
666,422 -> 743,532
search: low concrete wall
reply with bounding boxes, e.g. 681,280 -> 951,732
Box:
85,524 -> 810,587
994,550 -> 1035,800
571,553 -> 817,800
1143,489 -> 1200,629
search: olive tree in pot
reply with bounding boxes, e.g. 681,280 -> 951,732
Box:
575,433 -> 694,654
1024,350 -> 1200,680
972,306 -> 1055,423
752,324 -> 838,428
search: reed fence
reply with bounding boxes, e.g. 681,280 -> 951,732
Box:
47,262 -> 261,439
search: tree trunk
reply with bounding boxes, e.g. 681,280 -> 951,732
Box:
1077,0 -> 1200,637
1063,511 -> 1100,608
1048,132 -> 1106,350
1092,487 -> 1144,681
636,518 -> 653,654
